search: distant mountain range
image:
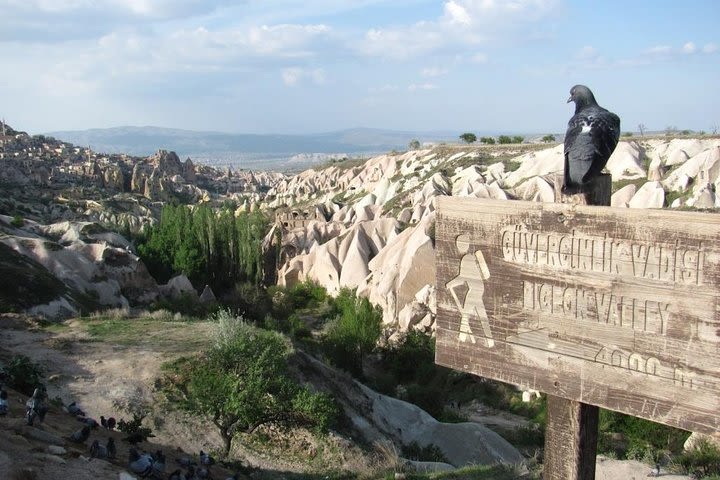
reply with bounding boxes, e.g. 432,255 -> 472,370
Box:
45,126 -> 460,170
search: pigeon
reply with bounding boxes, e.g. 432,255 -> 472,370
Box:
78,416 -> 100,428
176,456 -> 198,468
128,447 -> 153,477
26,387 -> 48,425
168,470 -> 186,480
199,450 -> 215,466
563,84 -> 621,193
150,450 -> 165,479
70,425 -> 91,443
66,401 -> 85,417
106,437 -> 117,459
89,439 -> 108,459
106,416 -> 116,430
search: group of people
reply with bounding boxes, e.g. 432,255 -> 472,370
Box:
3,381 -> 243,479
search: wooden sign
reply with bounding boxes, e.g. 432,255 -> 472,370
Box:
435,196 -> 720,434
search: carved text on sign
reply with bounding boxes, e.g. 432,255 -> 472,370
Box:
501,226 -> 704,285
522,280 -> 671,335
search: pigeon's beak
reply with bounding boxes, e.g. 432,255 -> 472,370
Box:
567,95 -> 573,103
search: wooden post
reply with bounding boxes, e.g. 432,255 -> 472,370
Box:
543,173 -> 611,480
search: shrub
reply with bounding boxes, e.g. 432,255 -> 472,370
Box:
541,134 -> 556,143
382,331 -> 436,384
222,282 -> 272,321
1,355 -> 44,395
480,136 -> 496,145
459,132 -> 477,144
117,413 -> 155,443
322,289 -> 382,377
210,307 -> 247,349
673,439 -> 720,477
164,322 -> 338,455
598,409 -> 690,460
10,214 -> 24,228
498,135 -> 512,144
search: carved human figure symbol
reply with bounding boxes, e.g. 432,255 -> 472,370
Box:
445,234 -> 494,347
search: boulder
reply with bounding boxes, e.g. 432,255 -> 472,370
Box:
611,184 -> 637,208
199,285 -> 216,304
605,141 -> 646,180
628,181 -> 664,209
163,275 -> 197,300
397,301 -> 428,330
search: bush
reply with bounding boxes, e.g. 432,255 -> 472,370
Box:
498,135 -> 512,144
117,413 -> 155,443
382,331 -> 436,384
597,409 -> 690,460
222,282 -> 272,321
673,439 -> 720,477
480,136 -> 496,145
165,321 -> 338,455
10,214 -> 24,228
459,132 -> 477,144
322,289 -> 382,377
1,355 -> 44,395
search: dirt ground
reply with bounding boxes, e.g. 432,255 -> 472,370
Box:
0,313 -> 357,479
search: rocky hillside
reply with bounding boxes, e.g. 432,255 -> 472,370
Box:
269,137 -> 720,333
2,119 -> 720,327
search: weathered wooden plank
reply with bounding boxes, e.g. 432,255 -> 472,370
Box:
435,196 -> 720,434
544,396 -> 599,480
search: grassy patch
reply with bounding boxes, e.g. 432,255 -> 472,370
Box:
398,463 -> 533,480
612,178 -> 646,194
76,314 -> 209,352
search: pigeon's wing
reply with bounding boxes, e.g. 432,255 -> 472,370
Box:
564,107 -> 620,186
585,109 -> 621,180
563,113 -> 591,187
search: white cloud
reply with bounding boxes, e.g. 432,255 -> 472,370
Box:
702,42 -> 718,54
282,67 -> 326,86
357,0 -> 558,60
470,52 -> 488,63
443,1 -> 471,26
358,26 -> 444,59
408,83 -> 437,91
368,84 -> 399,93
421,67 -> 449,77
682,42 -> 697,54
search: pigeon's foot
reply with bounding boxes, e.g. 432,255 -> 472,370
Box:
561,183 -> 584,195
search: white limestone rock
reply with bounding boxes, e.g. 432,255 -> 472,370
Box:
605,141 -> 646,180
628,181 -> 665,209
611,184 -> 637,208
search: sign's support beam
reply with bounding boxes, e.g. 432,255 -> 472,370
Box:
543,173 -> 611,480
544,397 -> 600,480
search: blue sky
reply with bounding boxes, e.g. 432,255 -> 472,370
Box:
1,0 -> 718,135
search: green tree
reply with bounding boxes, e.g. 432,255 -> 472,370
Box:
541,134 -> 556,143
323,289 -> 383,377
498,135 -> 512,144
167,321 -> 337,456
512,135 -> 524,144
459,132 -> 477,144
408,139 -> 421,150
480,136 -> 496,145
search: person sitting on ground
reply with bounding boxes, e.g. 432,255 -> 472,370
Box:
0,384 -> 8,416
25,385 -> 48,426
